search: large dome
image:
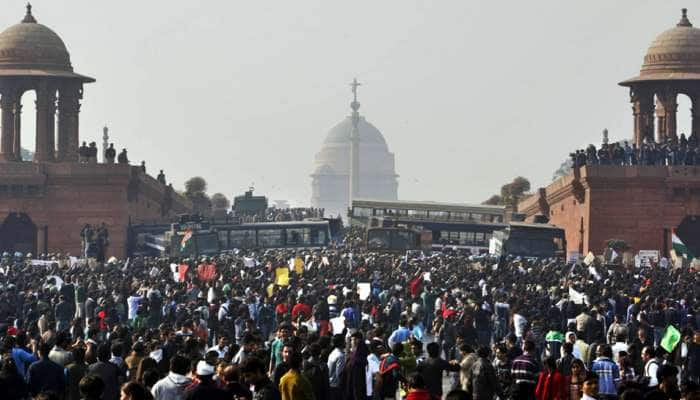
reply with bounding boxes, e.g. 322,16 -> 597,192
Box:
622,9 -> 700,84
324,116 -> 388,146
0,5 -> 72,72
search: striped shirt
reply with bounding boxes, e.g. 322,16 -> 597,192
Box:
510,353 -> 541,384
591,357 -> 620,395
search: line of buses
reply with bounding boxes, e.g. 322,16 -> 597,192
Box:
127,199 -> 565,259
349,199 -> 566,258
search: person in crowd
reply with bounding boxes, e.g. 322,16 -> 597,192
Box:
121,381 -> 154,400
644,364 -> 681,400
470,346 -> 502,400
643,346 -> 662,388
0,358 -> 29,400
417,341 -> 460,399
535,357 -> 568,400
241,357 -> 281,400
581,371 -> 599,400
511,340 -> 542,400
405,373 -> 431,400
279,350 -> 314,400
89,343 -> 122,400
569,359 -> 587,400
591,345 -> 620,400
66,347 -> 90,400
151,355 -> 192,400
27,341 -> 66,398
340,331 -> 368,400
221,365 -> 252,399
183,360 -> 227,400
80,375 -> 106,400
327,333 -> 346,398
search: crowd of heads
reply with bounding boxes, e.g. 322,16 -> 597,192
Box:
0,238 -> 697,399
570,132 -> 700,168
233,207 -> 325,224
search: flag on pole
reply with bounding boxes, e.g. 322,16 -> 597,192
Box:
660,325 -> 681,353
672,230 -> 694,259
180,229 -> 194,253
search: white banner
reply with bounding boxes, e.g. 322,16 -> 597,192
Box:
569,287 -> 586,305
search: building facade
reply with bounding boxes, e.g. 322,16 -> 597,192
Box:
0,5 -> 190,257
519,9 -> 700,258
310,83 -> 399,218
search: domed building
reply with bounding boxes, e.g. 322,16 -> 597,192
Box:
0,5 -> 190,257
620,8 -> 700,145
310,82 -> 398,218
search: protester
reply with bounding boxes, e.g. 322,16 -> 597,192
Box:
0,226 -> 697,400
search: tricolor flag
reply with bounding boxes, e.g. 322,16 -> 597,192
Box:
180,229 -> 194,253
672,230 -> 694,259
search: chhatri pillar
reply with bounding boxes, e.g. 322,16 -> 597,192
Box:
0,87 -> 18,161
631,88 -> 654,146
56,83 -> 82,162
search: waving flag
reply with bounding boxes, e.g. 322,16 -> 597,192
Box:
180,229 -> 194,253
672,230 -> 694,259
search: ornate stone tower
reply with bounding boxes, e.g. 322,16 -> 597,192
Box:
0,4 -> 95,163
620,9 -> 700,145
0,5 -> 191,257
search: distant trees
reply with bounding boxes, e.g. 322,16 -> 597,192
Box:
482,176 -> 531,208
211,193 -> 231,211
184,176 -> 212,216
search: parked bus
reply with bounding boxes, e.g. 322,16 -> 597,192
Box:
364,227 -> 421,252
128,218 -> 334,257
215,220 -> 332,250
489,222 -> 566,258
349,199 -> 508,254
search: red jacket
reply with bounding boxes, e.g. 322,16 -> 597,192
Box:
535,371 -> 569,400
406,389 -> 432,400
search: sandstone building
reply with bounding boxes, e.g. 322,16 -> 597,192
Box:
0,5 -> 190,257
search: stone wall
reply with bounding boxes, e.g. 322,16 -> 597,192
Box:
519,165 -> 700,257
0,162 -> 191,257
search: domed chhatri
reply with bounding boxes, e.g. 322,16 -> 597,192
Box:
620,9 -> 700,147
0,4 -> 93,81
0,4 -> 94,163
623,8 -> 700,82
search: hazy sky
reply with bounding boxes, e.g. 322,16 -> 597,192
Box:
3,1 -> 695,205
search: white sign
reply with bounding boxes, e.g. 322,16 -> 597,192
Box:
583,252 -> 595,266
569,287 -> 587,305
638,250 -> 659,267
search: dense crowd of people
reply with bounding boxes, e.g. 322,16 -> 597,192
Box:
0,239 -> 698,400
233,207 -> 325,224
570,133 -> 700,167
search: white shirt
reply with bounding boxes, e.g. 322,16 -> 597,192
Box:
513,313 -> 527,338
127,295 -> 142,320
612,342 -> 628,362
208,344 -> 229,359
366,353 -> 380,396
644,358 -> 660,387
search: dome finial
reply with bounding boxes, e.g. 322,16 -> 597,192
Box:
678,8 -> 692,27
350,78 -> 361,112
22,3 -> 37,23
